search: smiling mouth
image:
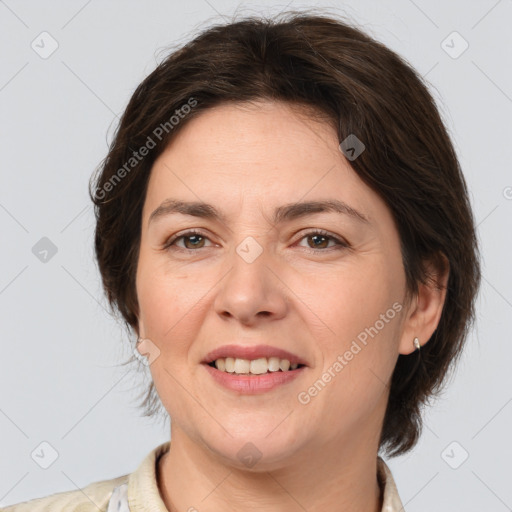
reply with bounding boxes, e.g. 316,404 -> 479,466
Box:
206,357 -> 306,375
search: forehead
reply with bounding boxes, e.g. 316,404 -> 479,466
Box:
143,100 -> 391,228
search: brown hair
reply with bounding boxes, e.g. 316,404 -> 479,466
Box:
89,10 -> 481,457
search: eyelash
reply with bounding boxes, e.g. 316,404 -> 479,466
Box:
163,229 -> 349,254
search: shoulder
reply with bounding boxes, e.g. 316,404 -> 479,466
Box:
2,474 -> 128,512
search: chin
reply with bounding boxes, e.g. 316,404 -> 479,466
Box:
199,426 -> 306,471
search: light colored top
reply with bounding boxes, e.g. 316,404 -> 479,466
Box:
3,441 -> 405,511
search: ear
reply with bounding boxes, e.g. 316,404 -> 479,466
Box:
398,253 -> 450,355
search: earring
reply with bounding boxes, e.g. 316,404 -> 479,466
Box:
413,337 -> 421,351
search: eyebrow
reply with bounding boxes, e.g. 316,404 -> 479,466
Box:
148,198 -> 371,227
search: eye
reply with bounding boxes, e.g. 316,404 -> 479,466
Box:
296,229 -> 349,252
163,230 -> 213,251
162,229 -> 349,253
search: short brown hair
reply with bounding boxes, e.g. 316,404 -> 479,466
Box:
89,10 -> 481,457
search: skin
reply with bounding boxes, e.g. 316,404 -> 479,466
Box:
135,100 -> 449,512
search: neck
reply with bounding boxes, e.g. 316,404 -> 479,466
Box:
157,430 -> 383,512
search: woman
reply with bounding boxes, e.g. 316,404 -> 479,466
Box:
5,10 -> 480,512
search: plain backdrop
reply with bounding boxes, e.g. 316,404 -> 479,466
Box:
1,0 -> 511,510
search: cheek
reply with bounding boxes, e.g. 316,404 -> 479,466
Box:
136,252 -> 200,346
300,259 -> 400,344
135,257 -> 203,418
299,257 -> 402,401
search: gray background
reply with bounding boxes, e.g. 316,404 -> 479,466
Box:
1,0 -> 511,510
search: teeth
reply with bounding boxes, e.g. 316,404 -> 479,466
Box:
215,358 -> 226,372
250,358 -> 268,375
268,356 -> 281,372
280,359 -> 290,371
224,357 -> 235,373
234,358 -> 250,374
213,357 -> 301,375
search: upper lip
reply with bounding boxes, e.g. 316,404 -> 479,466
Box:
202,344 -> 308,366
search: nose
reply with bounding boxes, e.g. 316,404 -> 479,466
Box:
213,243 -> 289,327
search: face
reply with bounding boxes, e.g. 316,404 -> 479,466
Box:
135,100 -> 414,469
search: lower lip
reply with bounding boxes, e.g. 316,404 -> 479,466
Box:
202,363 -> 305,394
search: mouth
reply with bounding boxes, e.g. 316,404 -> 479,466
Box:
202,343 -> 308,375
205,357 -> 306,375
201,344 -> 308,393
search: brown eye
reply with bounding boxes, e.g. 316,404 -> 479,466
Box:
164,231 -> 212,251
181,233 -> 206,249
297,230 -> 348,252
306,233 -> 330,249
